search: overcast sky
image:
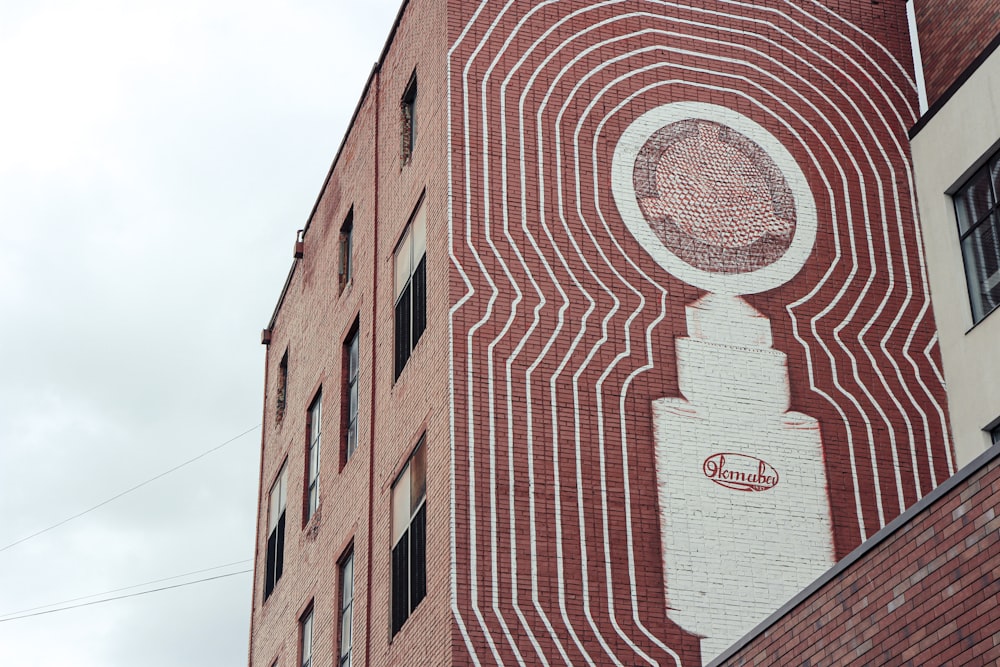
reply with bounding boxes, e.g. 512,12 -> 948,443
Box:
0,1 -> 399,664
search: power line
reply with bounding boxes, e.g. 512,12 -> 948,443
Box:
0,559 -> 252,619
0,569 -> 253,623
0,423 -> 261,554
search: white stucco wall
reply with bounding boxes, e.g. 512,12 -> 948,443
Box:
911,48 -> 1000,467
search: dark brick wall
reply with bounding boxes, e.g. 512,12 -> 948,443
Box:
915,0 -> 1000,107
717,446 -> 1000,667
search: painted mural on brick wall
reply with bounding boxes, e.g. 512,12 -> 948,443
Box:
613,103 -> 835,660
447,1 -> 953,666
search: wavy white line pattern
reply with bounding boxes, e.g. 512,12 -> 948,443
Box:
447,1 -> 952,664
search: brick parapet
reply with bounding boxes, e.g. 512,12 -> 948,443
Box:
915,0 -> 1000,107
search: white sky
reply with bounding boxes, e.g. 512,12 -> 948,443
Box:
0,1 -> 400,664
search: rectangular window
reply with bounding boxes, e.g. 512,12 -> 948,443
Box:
954,154 -> 1000,323
305,392 -> 321,522
300,606 -> 314,667
391,437 -> 427,636
264,464 -> 288,600
394,200 -> 427,380
401,73 -> 417,165
344,325 -> 360,463
340,209 -> 354,293
338,550 -> 355,667
990,423 -> 1000,446
276,350 -> 288,422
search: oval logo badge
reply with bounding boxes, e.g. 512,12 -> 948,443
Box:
703,453 -> 779,492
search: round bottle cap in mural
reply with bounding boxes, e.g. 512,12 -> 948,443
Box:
612,102 -> 817,295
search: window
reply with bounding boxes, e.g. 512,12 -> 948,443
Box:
338,550 -> 355,667
401,73 -> 417,165
954,154 -> 1000,323
343,324 -> 360,463
990,423 -> 1000,446
264,464 -> 287,600
305,391 -> 321,522
394,200 -> 427,379
391,437 -> 427,635
300,606 -> 314,667
276,350 -> 288,422
340,209 -> 354,293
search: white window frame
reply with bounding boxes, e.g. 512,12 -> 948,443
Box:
338,550 -> 355,667
954,153 -> 1000,323
306,391 -> 321,522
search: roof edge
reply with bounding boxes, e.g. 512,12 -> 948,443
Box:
266,0 -> 412,334
909,27 -> 1000,139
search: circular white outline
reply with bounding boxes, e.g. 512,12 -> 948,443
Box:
611,101 -> 817,294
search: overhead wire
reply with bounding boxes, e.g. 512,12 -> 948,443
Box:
0,558 -> 253,619
0,423 -> 261,554
0,569 -> 254,623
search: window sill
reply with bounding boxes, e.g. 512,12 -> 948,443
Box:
303,506 -> 322,540
965,303 -> 1000,334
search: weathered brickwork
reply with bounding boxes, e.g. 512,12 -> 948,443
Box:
248,0 -> 452,665
249,1 -> 956,666
717,446 -> 1000,667
915,0 -> 1000,107
447,0 -> 950,665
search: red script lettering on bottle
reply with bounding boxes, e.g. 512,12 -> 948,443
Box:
702,453 -> 779,492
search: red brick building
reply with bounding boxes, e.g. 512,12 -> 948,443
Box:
249,1 -> 964,666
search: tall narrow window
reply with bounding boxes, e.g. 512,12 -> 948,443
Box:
394,200 -> 427,379
343,325 -> 360,463
264,464 -> 287,600
300,606 -> 314,667
339,209 -> 354,293
305,391 -> 321,522
954,153 -> 1000,323
391,437 -> 427,635
338,549 -> 355,667
400,73 -> 417,165
276,350 -> 288,422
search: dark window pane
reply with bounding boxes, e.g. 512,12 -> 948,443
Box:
395,285 -> 412,379
275,512 -> 285,583
412,254 -> 426,346
411,503 -> 427,609
962,214 -> 1000,320
991,156 -> 1000,201
265,531 -> 277,599
957,166 -> 994,233
391,532 -> 410,635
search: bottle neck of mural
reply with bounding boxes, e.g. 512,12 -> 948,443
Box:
676,292 -> 789,413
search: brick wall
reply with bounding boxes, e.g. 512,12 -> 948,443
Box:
915,0 -> 1000,107
716,444 -> 1000,667
250,0 -> 958,665
248,0 -> 453,665
447,0 -> 950,664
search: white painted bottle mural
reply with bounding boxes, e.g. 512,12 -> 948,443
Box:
612,102 -> 836,664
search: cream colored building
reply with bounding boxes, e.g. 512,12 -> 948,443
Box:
911,41 -> 1000,467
